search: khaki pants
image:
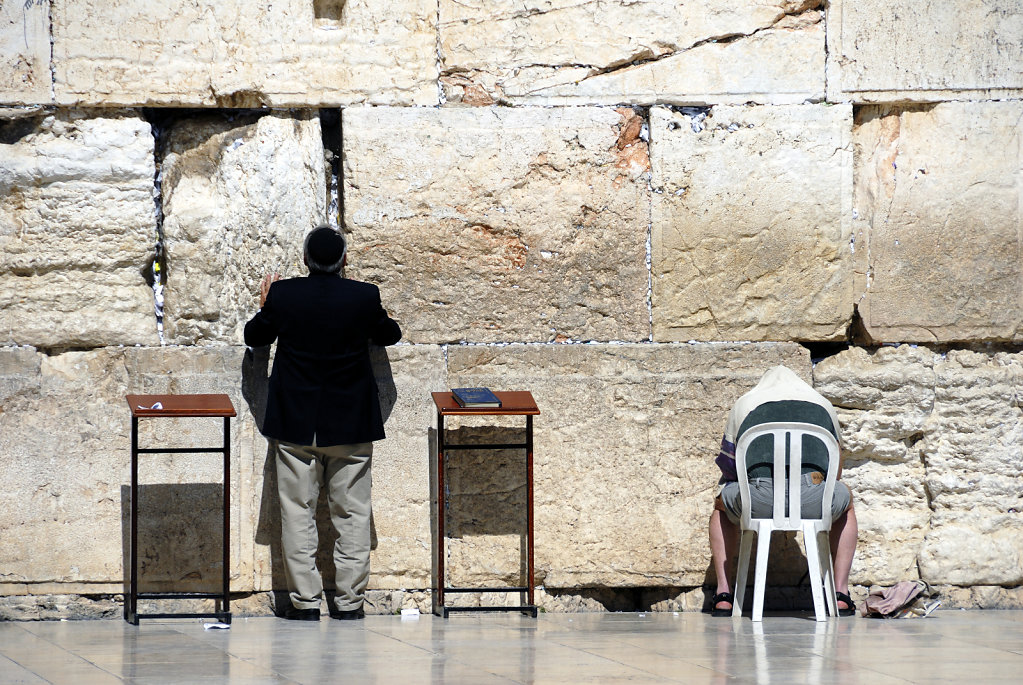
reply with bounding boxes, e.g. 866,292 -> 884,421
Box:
719,475 -> 852,524
275,440 -> 373,612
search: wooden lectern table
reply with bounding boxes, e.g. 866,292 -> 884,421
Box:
125,394 -> 236,625
431,391 -> 539,617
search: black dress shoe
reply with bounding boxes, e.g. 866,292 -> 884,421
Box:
329,607 -> 365,620
283,606 -> 321,621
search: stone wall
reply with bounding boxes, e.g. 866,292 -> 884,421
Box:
1,0 -> 1021,617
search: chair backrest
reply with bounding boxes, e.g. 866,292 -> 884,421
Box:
735,422 -> 840,530
738,400 -> 838,478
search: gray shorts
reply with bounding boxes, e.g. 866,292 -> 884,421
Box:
719,474 -> 851,524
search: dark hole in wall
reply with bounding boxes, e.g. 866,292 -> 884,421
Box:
803,341 -> 851,364
0,115 -> 44,145
853,102 -> 939,128
314,0 -> 346,21
847,304 -> 873,346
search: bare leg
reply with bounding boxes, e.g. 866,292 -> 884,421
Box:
709,504 -> 739,609
830,503 -> 858,609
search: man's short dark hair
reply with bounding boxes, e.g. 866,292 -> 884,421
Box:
304,225 -> 346,274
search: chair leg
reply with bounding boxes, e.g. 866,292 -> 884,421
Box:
733,530 -> 754,617
803,525 -> 827,622
819,530 -> 838,617
752,526 -> 772,622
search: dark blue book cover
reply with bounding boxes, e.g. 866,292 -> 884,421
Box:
451,387 -> 502,407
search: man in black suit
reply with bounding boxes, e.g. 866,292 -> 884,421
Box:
244,225 -> 401,621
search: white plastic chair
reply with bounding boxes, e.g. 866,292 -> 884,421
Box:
731,422 -> 840,621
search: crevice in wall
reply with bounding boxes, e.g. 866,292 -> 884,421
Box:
847,304 -> 873,346
320,109 -> 342,230
44,0 -> 55,103
822,0 -> 831,100
35,345 -> 100,357
436,0 -> 445,104
137,108 -> 276,343
645,199 -> 653,343
140,108 -> 173,345
663,106 -> 711,132
572,4 -> 823,88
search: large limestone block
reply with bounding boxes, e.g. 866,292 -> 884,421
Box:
921,350 -> 1023,586
0,111 -> 158,348
440,1 -> 824,106
854,102 -> 1023,343
813,346 -> 935,585
814,346 -> 1023,587
161,111 -> 326,345
0,0 -> 50,104
343,107 -> 651,344
445,342 -> 810,588
651,104 -> 853,342
827,0 -> 1023,103
0,346 -> 266,591
52,0 -> 438,107
366,345 -> 446,588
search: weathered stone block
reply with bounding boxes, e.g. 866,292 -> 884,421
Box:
0,0 -> 50,104
651,104 -> 853,342
827,0 -> 1023,103
51,0 -> 439,107
0,346 -> 264,590
854,102 -> 1023,344
0,342 -> 443,594
921,350 -> 1023,586
440,0 -> 825,106
814,346 -> 1023,587
364,344 -> 446,589
445,342 -> 810,587
0,111 -> 158,348
160,111 -> 326,345
343,107 -> 651,344
814,346 -> 935,585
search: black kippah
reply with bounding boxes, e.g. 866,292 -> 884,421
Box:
307,227 -> 345,265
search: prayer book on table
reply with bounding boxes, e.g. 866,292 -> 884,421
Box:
451,387 -> 502,408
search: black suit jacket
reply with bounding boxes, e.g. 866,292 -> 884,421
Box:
243,272 -> 401,446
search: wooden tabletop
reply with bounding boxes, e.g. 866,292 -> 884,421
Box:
126,394 -> 237,418
432,391 -> 539,416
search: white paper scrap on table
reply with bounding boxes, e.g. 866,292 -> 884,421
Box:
400,608 -> 420,620
137,402 -> 163,410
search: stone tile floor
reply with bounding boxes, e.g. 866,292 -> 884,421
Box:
2,610 -> 1022,684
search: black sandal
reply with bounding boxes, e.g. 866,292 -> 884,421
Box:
836,592 -> 856,617
710,592 -> 734,617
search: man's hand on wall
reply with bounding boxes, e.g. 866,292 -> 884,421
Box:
260,273 -> 281,308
